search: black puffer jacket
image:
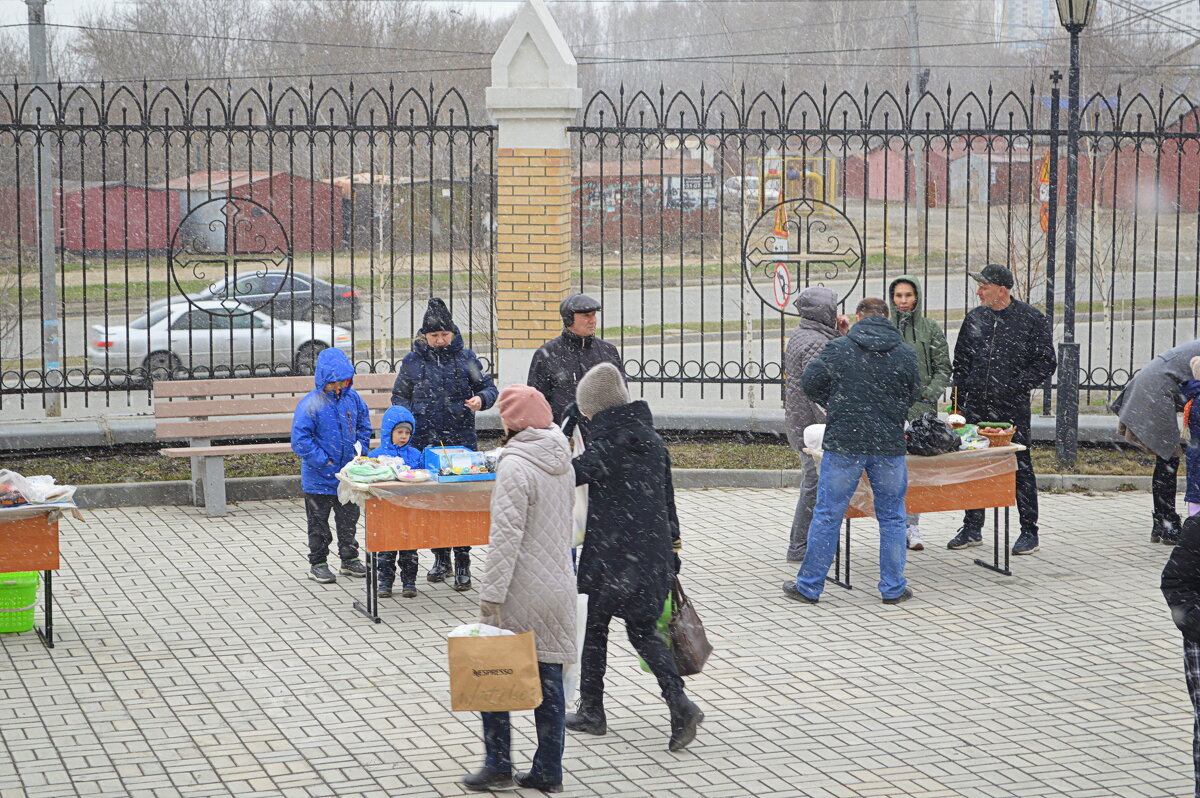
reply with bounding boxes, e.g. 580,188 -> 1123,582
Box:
802,315 -> 920,457
573,400 -> 680,622
952,300 -> 1057,421
1162,518 -> 1200,642
528,330 -> 624,436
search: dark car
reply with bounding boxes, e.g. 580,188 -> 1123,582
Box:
161,270 -> 361,324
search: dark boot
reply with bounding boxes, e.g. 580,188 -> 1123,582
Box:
427,549 -> 451,583
460,766 -> 513,792
453,550 -> 472,592
565,700 -> 607,735
666,693 -> 703,752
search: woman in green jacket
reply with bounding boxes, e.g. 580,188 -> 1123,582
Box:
888,275 -> 952,551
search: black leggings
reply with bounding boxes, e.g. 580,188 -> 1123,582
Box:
578,603 -> 684,705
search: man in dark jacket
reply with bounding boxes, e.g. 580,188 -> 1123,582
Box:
391,297 -> 498,587
1161,514 -> 1200,796
527,293 -> 624,439
946,264 -> 1057,556
565,362 -> 704,753
783,287 -> 848,561
783,297 -> 921,605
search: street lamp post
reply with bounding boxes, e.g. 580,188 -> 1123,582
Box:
1055,0 -> 1094,464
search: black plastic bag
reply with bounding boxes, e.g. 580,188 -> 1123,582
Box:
906,412 -> 961,456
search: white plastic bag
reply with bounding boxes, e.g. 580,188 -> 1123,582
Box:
448,622 -> 515,638
803,424 -> 826,451
562,593 -> 589,704
0,470 -> 75,504
572,427 -> 588,548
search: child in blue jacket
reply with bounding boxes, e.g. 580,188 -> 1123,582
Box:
369,405 -> 424,597
291,348 -> 372,584
1181,356 -> 1200,518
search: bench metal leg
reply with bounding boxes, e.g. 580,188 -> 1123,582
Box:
353,551 -> 382,624
201,456 -> 227,516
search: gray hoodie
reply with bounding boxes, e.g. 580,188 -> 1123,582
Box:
784,287 -> 840,451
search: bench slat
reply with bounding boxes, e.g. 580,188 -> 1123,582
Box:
157,412 -> 388,440
153,373 -> 397,398
161,440 -> 382,457
153,393 -> 393,418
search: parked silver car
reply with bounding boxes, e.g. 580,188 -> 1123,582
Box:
87,299 -> 353,380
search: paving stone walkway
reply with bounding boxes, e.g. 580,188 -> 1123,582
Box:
0,489 -> 1193,798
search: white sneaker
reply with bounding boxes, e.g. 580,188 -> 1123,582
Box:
906,526 -> 925,551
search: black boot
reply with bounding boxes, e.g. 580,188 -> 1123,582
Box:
461,766 -> 513,792
427,549 -> 451,583
565,700 -> 607,735
666,693 -> 703,752
453,550 -> 472,591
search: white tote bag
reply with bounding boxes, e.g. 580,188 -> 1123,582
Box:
561,593 -> 589,705
571,427 -> 588,548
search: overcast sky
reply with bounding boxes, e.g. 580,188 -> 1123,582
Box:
0,0 -> 122,26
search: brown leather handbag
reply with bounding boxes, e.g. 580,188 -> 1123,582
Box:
668,577 -> 713,676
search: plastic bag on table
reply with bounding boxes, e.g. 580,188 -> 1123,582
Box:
0,470 -> 75,504
905,412 -> 961,456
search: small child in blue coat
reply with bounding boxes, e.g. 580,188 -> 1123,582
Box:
290,347 -> 372,584
369,406 -> 424,597
1180,356 -> 1200,518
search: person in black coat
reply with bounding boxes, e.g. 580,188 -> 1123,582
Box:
947,264 -> 1057,556
565,362 -> 704,752
1161,514 -> 1200,797
391,297 -> 498,588
527,293 -> 624,440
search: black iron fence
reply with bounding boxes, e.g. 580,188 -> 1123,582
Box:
4,78 -> 1200,411
570,79 -> 1200,408
0,82 -> 495,410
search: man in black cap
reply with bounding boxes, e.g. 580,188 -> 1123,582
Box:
947,264 -> 1057,556
527,293 -> 624,439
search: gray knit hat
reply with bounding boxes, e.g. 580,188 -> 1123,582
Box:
576,362 -> 630,417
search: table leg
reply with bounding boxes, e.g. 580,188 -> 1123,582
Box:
826,518 -> 853,590
352,551 -> 382,624
35,569 -> 54,649
974,506 -> 1013,576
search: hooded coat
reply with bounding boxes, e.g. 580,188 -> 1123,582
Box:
888,275 -> 953,421
1110,339 -> 1200,460
784,287 -> 840,451
367,405 -> 423,468
573,400 -> 680,621
802,315 -> 921,457
1161,518 -> 1200,643
291,347 -> 372,494
478,425 -> 578,664
390,325 -> 498,450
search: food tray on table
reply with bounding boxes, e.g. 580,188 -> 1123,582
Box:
424,446 -> 497,483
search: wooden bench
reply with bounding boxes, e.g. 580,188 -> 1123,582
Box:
154,374 -> 397,516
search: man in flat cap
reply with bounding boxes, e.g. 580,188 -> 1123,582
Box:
528,293 -> 625,440
947,264 -> 1056,556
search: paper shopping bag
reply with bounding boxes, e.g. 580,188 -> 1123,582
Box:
668,578 -> 713,677
447,631 -> 543,712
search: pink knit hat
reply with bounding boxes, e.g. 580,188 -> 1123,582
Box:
498,385 -> 553,433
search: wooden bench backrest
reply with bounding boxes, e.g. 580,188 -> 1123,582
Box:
153,374 -> 399,441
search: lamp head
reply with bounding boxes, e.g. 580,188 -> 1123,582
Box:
1057,0 -> 1095,31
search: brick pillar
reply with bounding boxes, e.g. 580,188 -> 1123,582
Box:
486,0 -> 581,387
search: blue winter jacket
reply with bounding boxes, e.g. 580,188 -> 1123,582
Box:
368,405 -> 424,468
291,348 -> 372,494
390,326 -> 498,450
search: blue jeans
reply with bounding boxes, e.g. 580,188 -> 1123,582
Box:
481,662 -> 565,783
795,452 -> 909,600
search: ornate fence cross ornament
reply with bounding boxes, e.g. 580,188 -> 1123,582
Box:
742,198 -> 865,315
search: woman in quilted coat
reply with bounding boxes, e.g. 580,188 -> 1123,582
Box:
463,385 -> 576,794
565,362 -> 704,753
